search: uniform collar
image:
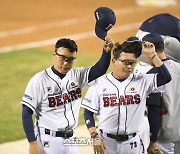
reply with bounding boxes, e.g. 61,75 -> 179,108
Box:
51,65 -> 66,79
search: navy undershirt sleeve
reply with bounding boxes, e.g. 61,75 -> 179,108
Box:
146,93 -> 161,142
146,93 -> 161,106
88,49 -> 111,82
84,109 -> 95,128
147,64 -> 171,87
22,104 -> 36,142
147,104 -> 161,142
147,65 -> 168,142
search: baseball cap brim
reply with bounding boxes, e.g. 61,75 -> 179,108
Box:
125,36 -> 142,43
95,23 -> 107,40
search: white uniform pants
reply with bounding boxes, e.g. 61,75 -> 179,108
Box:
158,141 -> 180,154
99,130 -> 145,154
138,116 -> 150,153
35,127 -> 78,154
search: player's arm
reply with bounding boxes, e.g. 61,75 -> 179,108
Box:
84,109 -> 105,154
146,93 -> 161,154
143,42 -> 171,86
22,105 -> 41,154
88,36 -> 114,82
147,65 -> 171,87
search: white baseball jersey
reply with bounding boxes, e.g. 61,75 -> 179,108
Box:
81,72 -> 164,135
21,66 -> 91,131
158,59 -> 180,141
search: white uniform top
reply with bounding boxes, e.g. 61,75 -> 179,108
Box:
134,61 -> 164,92
158,60 -> 180,141
21,66 -> 91,131
81,72 -> 163,135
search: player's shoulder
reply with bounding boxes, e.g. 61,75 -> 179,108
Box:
164,59 -> 180,66
69,67 -> 90,73
97,72 -> 110,81
135,61 -> 152,68
88,73 -> 108,87
96,72 -> 111,84
134,61 -> 152,75
164,59 -> 180,74
30,67 -> 51,82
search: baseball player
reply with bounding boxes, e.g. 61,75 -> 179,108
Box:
21,36 -> 114,154
82,37 -> 171,154
136,13 -> 180,154
21,7 -> 116,154
134,34 -> 166,154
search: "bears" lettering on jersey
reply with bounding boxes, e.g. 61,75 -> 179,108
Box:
103,94 -> 140,107
48,88 -> 81,107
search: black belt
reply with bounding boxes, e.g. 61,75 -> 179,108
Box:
107,133 -> 136,141
45,128 -> 73,138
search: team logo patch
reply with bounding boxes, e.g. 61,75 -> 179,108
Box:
69,81 -> 78,88
130,87 -> 135,91
86,119 -> 90,124
70,82 -> 76,86
43,141 -> 49,147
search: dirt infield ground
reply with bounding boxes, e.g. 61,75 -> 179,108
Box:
0,0 -> 179,153
0,0 -> 179,53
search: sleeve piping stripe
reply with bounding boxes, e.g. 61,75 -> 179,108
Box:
21,100 -> 36,112
81,104 -> 98,113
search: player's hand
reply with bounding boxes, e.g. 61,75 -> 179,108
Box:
29,141 -> 42,154
92,136 -> 105,154
142,41 -> 156,59
142,41 -> 163,67
147,141 -> 162,154
103,35 -> 115,53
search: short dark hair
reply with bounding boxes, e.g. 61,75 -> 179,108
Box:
113,41 -> 142,59
55,38 -> 78,52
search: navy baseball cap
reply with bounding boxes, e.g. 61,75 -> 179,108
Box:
94,7 -> 116,40
142,33 -> 164,50
125,36 -> 142,43
140,13 -> 180,41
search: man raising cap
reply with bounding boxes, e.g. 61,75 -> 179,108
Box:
142,33 -> 180,154
82,36 -> 171,154
21,8 -> 115,154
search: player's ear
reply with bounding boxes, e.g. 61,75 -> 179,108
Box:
112,57 -> 116,63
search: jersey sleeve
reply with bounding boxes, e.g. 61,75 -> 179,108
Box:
145,74 -> 165,95
20,74 -> 42,112
81,85 -> 99,114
